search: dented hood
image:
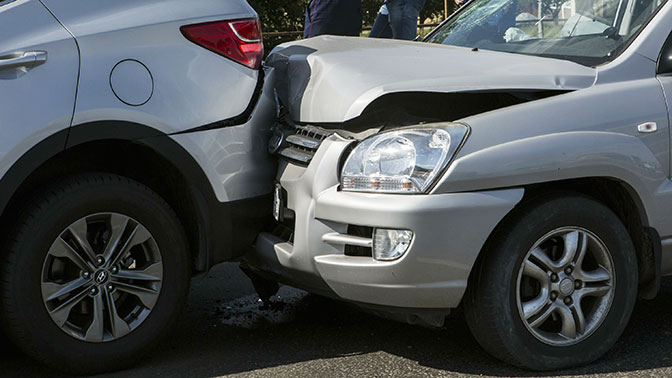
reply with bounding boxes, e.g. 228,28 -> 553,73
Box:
266,35 -> 597,123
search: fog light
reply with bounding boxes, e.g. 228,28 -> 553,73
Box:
373,229 -> 413,261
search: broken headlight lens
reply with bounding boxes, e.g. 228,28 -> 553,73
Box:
341,124 -> 469,193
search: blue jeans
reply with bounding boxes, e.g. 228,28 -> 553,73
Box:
370,9 -> 393,39
304,0 -> 362,38
386,0 -> 427,40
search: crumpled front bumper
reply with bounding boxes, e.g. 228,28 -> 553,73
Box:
245,135 -> 524,309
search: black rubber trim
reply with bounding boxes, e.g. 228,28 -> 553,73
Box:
66,120 -> 164,148
640,227 -> 662,300
0,128 -> 68,216
0,121 -> 269,271
171,68 -> 265,135
68,121 -> 270,268
138,132 -> 272,269
657,30 -> 672,75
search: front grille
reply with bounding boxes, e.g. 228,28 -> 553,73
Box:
278,125 -> 332,166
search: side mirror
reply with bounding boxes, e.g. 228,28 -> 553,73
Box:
658,32 -> 672,75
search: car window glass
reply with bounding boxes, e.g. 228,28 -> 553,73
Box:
426,0 -> 668,66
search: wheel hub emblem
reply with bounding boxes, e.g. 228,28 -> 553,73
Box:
559,278 -> 574,296
94,270 -> 109,285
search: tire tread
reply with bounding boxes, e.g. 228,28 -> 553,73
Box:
0,172 -> 188,374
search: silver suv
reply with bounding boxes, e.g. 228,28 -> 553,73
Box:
245,0 -> 672,370
0,0 -> 274,373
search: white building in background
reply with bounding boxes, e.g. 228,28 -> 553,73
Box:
560,0 -> 576,20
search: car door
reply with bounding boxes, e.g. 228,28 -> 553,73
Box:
0,0 -> 78,177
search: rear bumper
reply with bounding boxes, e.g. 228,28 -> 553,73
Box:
208,193 -> 273,266
167,68 -> 278,269
169,67 -> 277,203
245,136 -> 524,309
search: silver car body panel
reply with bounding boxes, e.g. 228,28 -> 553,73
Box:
41,0 -> 259,134
270,0 -> 672,125
435,77 -> 670,218
251,1 -> 672,310
269,36 -> 597,123
0,0 -> 273,205
247,136 -> 524,308
0,0 -> 78,180
0,0 -> 276,272
169,67 -> 277,202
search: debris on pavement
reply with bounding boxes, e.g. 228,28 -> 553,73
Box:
215,286 -> 308,329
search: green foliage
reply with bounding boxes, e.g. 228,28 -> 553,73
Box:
248,0 -> 305,51
249,0 -> 305,32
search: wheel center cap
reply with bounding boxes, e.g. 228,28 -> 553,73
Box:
559,278 -> 574,296
94,270 -> 109,285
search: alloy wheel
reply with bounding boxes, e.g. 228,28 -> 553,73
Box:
516,227 -> 615,346
41,213 -> 162,342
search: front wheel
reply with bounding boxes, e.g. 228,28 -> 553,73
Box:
464,195 -> 638,370
0,174 -> 190,374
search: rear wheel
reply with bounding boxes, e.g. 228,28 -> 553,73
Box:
0,173 -> 190,374
464,195 -> 638,370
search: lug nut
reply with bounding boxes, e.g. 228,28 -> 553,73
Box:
551,273 -> 559,282
110,266 -> 119,274
107,284 -> 114,291
89,287 -> 98,296
575,280 -> 582,289
565,266 -> 573,275
95,256 -> 105,266
82,271 -> 91,279
550,291 -> 558,301
564,297 -> 573,305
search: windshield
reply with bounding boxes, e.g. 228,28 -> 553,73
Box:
426,0 -> 668,66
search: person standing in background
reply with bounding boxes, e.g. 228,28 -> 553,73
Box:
370,4 -> 393,38
303,0 -> 362,38
370,0 -> 427,41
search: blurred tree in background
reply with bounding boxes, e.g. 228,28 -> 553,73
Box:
249,0 -> 453,52
248,0 -> 305,51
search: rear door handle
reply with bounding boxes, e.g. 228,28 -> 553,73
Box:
0,51 -> 47,70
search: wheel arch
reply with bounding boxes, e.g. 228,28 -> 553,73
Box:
467,177 -> 660,305
0,121 -> 230,273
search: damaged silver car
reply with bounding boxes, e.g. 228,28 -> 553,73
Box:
244,0 -> 672,370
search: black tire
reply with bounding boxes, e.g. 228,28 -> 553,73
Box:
0,173 -> 190,374
464,194 -> 638,370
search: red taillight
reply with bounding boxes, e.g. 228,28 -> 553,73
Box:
181,18 -> 263,70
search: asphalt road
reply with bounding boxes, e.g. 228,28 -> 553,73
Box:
4,263 -> 672,378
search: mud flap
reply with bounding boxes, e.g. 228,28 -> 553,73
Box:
240,263 -> 280,303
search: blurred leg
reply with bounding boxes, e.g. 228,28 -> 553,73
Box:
304,0 -> 361,38
370,12 -> 393,38
388,0 -> 427,40
303,0 -> 315,38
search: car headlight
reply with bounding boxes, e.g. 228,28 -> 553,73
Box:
340,123 -> 469,193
